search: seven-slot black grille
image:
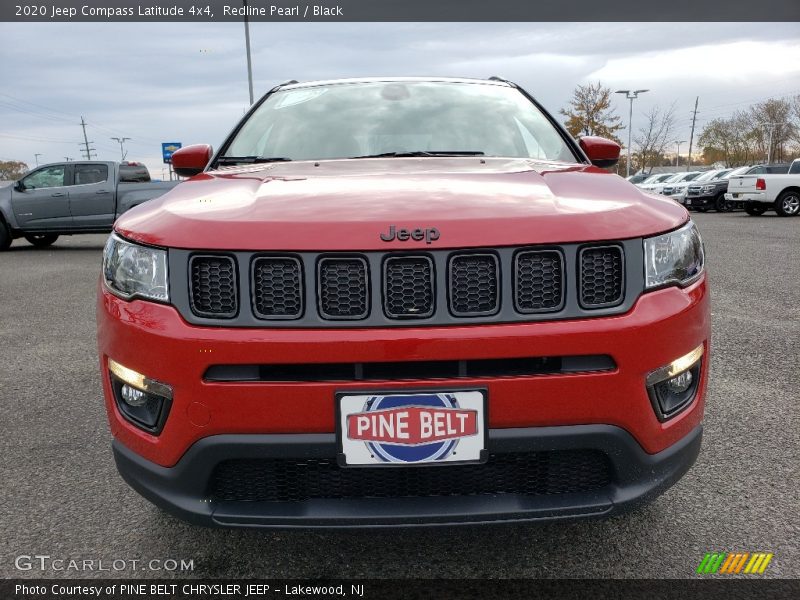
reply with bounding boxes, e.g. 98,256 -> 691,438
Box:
514,250 -> 564,313
184,245 -> 630,322
579,246 -> 624,308
449,254 -> 500,316
252,257 -> 303,319
210,450 -> 612,503
189,255 -> 237,318
383,256 -> 435,318
318,257 -> 369,319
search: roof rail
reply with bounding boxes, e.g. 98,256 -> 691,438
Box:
488,76 -> 515,86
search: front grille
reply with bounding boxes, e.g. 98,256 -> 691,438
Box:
318,257 -> 369,319
687,186 -> 702,196
174,242 -> 637,327
210,450 -> 612,503
579,246 -> 624,308
383,256 -> 434,318
514,250 -> 564,313
252,257 -> 303,319
189,255 -> 237,318
449,254 -> 499,316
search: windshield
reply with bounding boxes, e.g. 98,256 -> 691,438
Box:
695,170 -> 720,182
222,81 -> 578,163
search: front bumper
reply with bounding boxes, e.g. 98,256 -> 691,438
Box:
113,423 -> 703,528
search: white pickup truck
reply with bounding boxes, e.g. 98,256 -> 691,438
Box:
725,159 -> 800,216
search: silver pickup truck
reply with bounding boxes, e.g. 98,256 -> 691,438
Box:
0,161 -> 179,249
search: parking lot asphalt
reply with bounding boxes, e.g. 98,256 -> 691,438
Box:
0,211 -> 798,580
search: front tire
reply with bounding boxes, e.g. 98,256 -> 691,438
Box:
715,194 -> 733,212
745,203 -> 767,216
0,221 -> 11,251
24,233 -> 59,247
775,191 -> 800,217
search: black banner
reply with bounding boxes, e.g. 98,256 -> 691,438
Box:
2,0 -> 800,22
2,579 -> 799,600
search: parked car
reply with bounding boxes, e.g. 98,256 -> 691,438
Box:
727,159 -> 800,216
0,161 -> 178,249
626,173 -> 652,185
682,168 -> 739,212
98,77 -> 708,528
660,171 -> 704,201
637,172 -> 674,191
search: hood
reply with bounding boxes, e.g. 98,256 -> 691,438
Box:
115,157 -> 687,251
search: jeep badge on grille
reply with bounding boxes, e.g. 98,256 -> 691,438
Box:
380,225 -> 440,244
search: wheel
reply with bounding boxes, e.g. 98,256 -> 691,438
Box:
744,203 -> 767,216
715,194 -> 733,212
775,190 -> 800,217
24,233 -> 59,247
0,221 -> 11,251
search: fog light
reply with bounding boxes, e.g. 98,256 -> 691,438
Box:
120,384 -> 148,407
666,370 -> 693,394
108,358 -> 172,433
647,344 -> 704,421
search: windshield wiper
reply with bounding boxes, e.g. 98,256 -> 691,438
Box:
349,151 -> 485,159
216,156 -> 292,166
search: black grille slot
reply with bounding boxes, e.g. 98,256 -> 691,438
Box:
579,246 -> 624,308
515,250 -> 564,313
189,255 -> 237,318
449,254 -> 499,316
318,257 -> 369,320
210,450 -> 612,503
252,257 -> 303,319
383,256 -> 435,319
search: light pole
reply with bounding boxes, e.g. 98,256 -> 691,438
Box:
615,89 -> 649,177
34,153 -> 42,166
243,0 -> 254,105
111,137 -> 131,161
674,140 -> 686,167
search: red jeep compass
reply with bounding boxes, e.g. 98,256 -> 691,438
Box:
96,77 -> 709,527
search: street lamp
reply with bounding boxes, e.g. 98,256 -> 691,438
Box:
34,153 -> 42,166
615,89 -> 649,177
111,137 -> 131,161
674,140 -> 686,167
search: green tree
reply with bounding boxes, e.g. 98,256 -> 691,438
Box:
0,160 -> 29,180
560,82 -> 624,143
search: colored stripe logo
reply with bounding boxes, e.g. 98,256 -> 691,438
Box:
697,552 -> 773,574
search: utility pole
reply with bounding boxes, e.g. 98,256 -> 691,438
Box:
63,157 -> 73,161
79,116 -> 95,160
111,137 -> 131,161
243,0 -> 254,105
615,89 -> 649,177
34,153 -> 42,166
686,97 -> 699,171
675,141 -> 686,167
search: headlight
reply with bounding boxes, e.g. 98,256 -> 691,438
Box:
103,234 -> 169,302
643,221 -> 704,289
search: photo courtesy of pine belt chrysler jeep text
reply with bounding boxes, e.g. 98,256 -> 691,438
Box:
96,77 -> 709,527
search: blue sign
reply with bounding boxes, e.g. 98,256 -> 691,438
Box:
161,142 -> 182,164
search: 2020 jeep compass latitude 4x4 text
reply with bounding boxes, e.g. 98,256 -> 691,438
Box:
97,78 -> 709,527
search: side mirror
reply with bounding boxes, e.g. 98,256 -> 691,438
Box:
579,136 -> 621,169
14,180 -> 25,192
171,144 -> 213,177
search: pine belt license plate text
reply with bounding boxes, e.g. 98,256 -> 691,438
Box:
337,390 -> 488,466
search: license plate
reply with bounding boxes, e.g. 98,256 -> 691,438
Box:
337,390 -> 487,466
685,199 -> 692,205
732,193 -> 740,198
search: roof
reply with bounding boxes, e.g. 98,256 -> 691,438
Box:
278,77 -> 512,91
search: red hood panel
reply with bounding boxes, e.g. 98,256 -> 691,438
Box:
116,158 -> 687,250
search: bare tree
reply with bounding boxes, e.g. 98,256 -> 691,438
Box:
560,82 -> 624,143
633,103 -> 677,173
0,160 -> 29,180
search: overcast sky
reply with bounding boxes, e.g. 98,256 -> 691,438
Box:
1,21 -> 799,177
